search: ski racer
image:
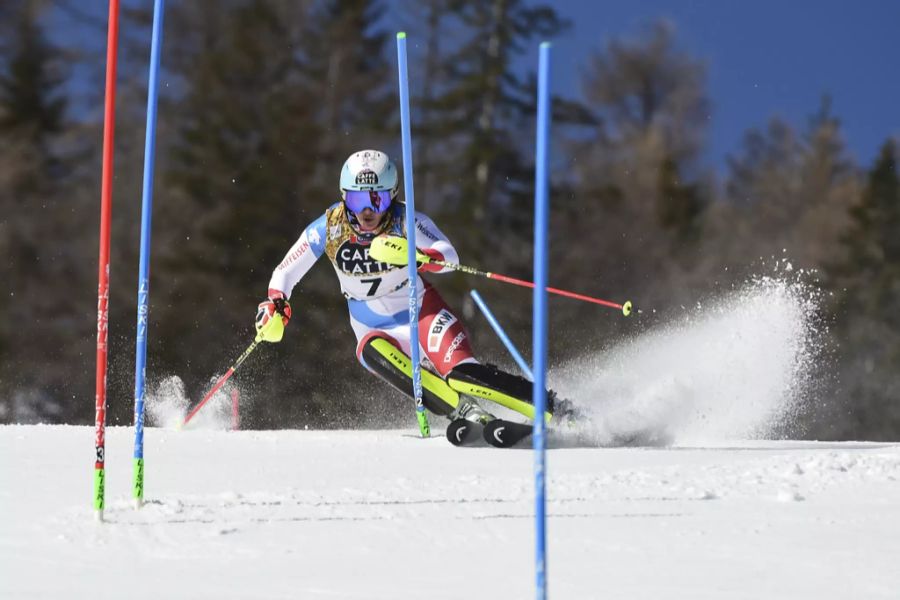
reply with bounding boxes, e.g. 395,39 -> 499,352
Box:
256,149 -> 570,437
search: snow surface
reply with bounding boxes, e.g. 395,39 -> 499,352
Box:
5,276 -> 898,598
2,426 -> 900,599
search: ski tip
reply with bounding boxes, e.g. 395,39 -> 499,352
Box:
540,41 -> 552,49
622,300 -> 633,317
397,32 -> 407,40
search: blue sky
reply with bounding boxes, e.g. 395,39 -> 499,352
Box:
51,1 -> 899,172
546,0 -> 900,169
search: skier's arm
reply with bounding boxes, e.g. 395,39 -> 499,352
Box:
413,212 -> 458,274
268,213 -> 327,299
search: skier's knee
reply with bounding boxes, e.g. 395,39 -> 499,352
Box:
358,333 -> 457,417
356,332 -> 401,370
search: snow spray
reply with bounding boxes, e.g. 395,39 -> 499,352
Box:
144,376 -> 189,429
145,375 -> 242,431
554,273 -> 825,446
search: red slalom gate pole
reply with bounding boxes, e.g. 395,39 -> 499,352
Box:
94,0 -> 121,522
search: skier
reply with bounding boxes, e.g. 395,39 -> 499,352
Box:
256,149 -> 568,441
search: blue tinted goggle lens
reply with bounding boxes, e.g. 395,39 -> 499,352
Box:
344,190 -> 392,214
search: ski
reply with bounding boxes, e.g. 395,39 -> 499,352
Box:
483,419 -> 533,448
445,418 -> 485,447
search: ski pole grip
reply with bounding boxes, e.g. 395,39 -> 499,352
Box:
256,313 -> 285,343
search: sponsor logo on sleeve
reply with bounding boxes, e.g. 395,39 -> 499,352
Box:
416,220 -> 439,242
307,228 -> 321,246
278,240 -> 310,270
427,309 -> 457,352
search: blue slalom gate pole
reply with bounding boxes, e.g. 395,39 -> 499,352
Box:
533,41 -> 552,600
469,289 -> 534,380
132,0 -> 166,508
396,32 -> 429,438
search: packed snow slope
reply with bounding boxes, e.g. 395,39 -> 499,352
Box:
5,275 -> 896,598
2,425 -> 900,600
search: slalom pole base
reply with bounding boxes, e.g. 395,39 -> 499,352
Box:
416,410 -> 430,438
133,457 -> 144,508
95,510 -> 104,523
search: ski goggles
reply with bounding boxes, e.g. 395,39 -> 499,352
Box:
343,190 -> 393,215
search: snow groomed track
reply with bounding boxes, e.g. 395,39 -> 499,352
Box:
3,425 -> 899,599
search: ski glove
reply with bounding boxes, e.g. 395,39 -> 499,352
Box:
256,290 -> 292,334
417,248 -> 445,273
370,235 -> 443,272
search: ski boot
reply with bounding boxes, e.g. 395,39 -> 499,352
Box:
549,391 -> 582,428
446,399 -> 495,446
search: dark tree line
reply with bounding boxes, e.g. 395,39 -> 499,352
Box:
1,1 -> 897,439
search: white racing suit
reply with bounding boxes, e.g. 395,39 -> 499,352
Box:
268,201 -> 551,422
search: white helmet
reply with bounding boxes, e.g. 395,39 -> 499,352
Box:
339,150 -> 400,199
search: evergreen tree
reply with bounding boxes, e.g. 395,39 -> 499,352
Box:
301,0 -> 395,187
827,141 -> 900,438
562,20 -> 711,326
581,21 -> 708,165
426,0 -> 568,261
151,0 -> 402,427
0,0 -> 74,422
0,0 -> 65,175
723,99 -> 858,273
657,157 -> 704,241
401,0 -> 452,213
838,141 -> 900,293
165,0 -> 319,277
